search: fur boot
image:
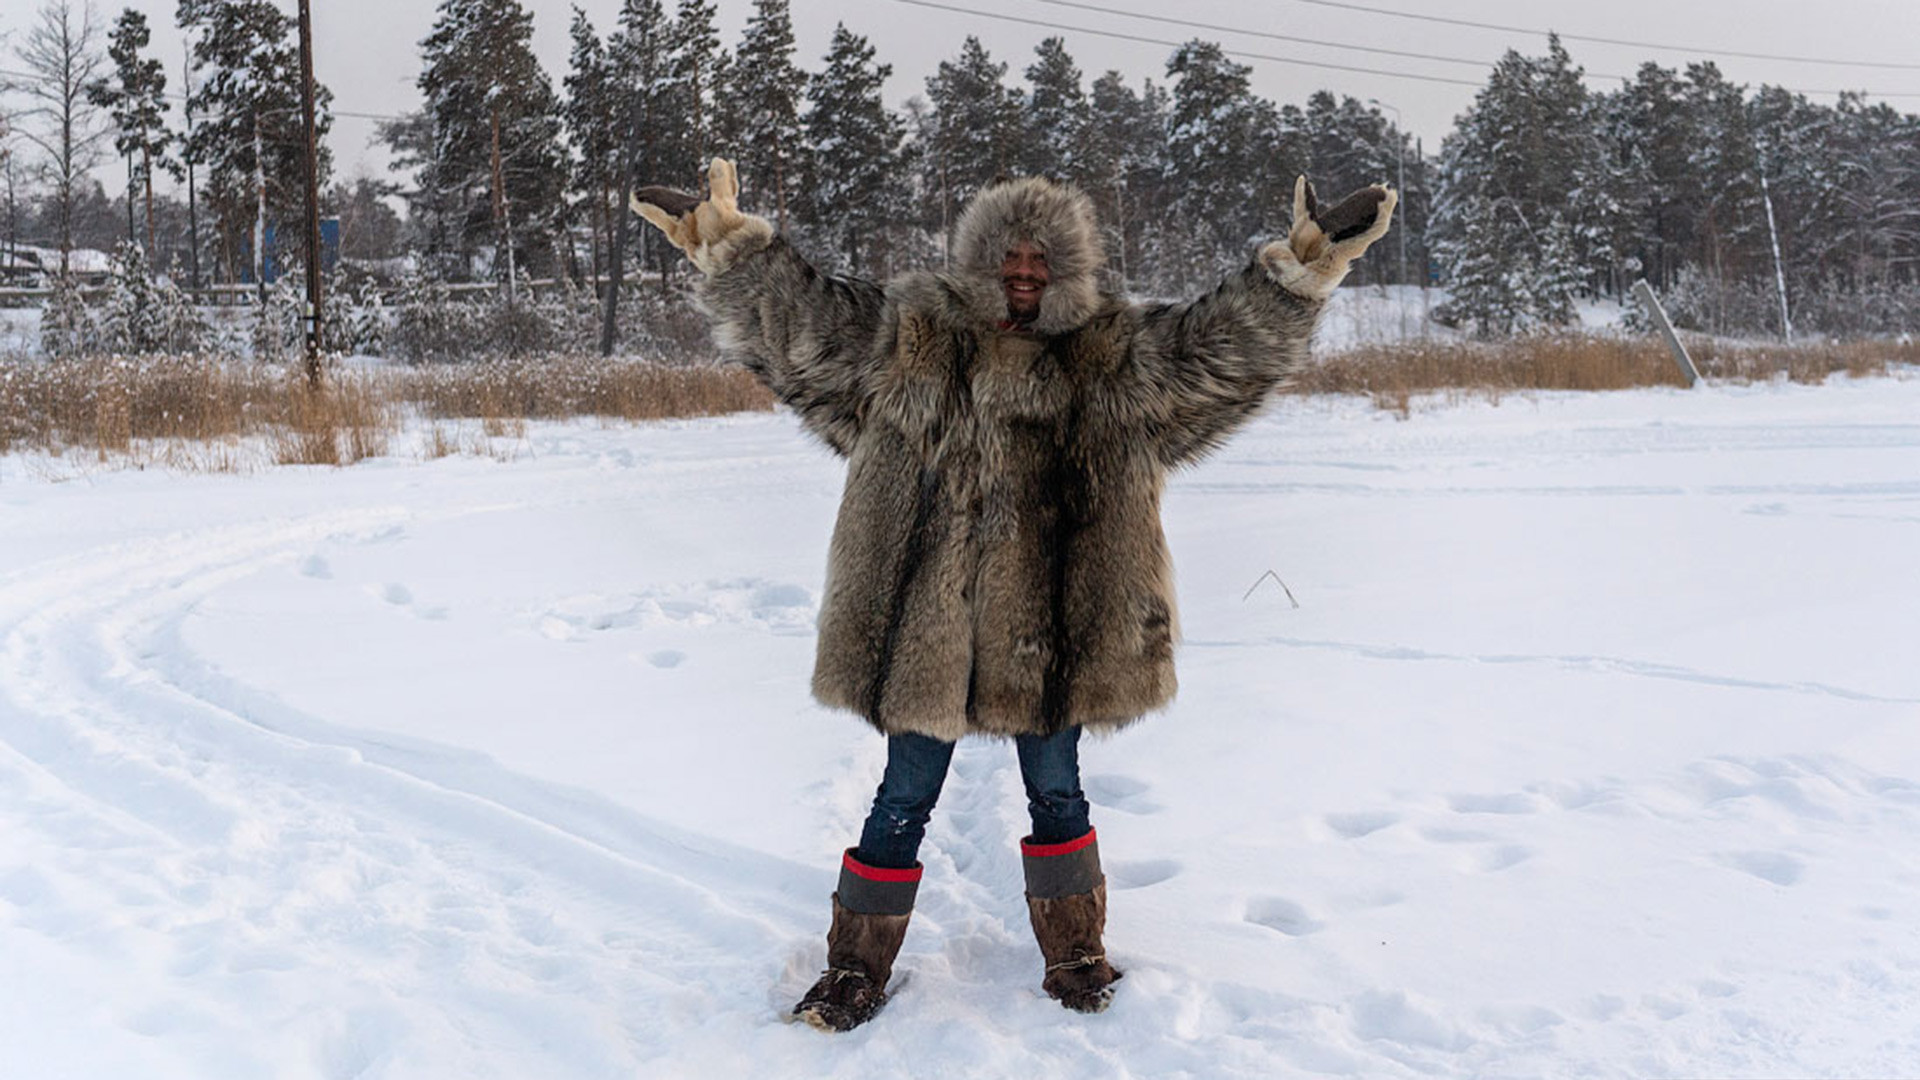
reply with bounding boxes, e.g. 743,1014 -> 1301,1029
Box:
1022,830 -> 1123,1013
793,851 -> 919,1032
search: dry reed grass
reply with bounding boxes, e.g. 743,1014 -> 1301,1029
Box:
1,354 -> 283,459
0,338 -> 1906,469
273,371 -> 396,467
394,355 -> 773,423
1,353 -> 772,469
1297,335 -> 1912,414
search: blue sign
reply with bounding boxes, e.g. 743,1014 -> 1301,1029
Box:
256,219 -> 341,284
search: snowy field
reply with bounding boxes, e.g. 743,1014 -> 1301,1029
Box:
3,375 -> 1918,1078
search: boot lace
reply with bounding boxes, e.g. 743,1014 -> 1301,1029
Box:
1045,952 -> 1106,974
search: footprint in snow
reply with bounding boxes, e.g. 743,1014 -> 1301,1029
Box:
299,554 -> 332,579
372,583 -> 448,620
1717,850 -> 1804,886
1475,844 -> 1535,873
1641,994 -> 1689,1020
1083,774 -> 1163,815
1448,792 -> 1546,815
1324,810 -> 1400,839
1245,896 -> 1323,937
1697,979 -> 1740,999
1421,826 -> 1497,845
1107,859 -> 1181,890
647,650 -> 687,669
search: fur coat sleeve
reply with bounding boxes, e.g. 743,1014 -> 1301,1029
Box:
1121,254 -> 1324,468
694,236 -> 892,457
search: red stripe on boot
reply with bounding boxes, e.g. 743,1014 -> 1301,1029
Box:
842,851 -> 924,883
1021,828 -> 1098,858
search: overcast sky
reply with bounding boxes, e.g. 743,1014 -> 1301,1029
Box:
12,0 -> 1920,195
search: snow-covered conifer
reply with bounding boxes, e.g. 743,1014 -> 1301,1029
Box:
922,37 -> 1025,251
411,0 -> 568,285
1021,37 -> 1089,181
1163,40 -> 1282,275
803,23 -> 904,275
178,0 -> 332,289
87,9 -> 176,258
563,7 -> 621,282
721,0 -> 804,232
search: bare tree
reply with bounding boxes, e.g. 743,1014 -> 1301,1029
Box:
13,0 -> 107,275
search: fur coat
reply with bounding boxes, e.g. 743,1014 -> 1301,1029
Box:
696,179 -> 1323,741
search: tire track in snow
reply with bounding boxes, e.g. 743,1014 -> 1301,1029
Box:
0,506 -> 818,1076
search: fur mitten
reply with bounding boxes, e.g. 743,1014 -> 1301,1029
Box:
1261,176 -> 1397,301
631,157 -> 774,276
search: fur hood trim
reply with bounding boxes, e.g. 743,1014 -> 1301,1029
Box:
949,177 -> 1105,335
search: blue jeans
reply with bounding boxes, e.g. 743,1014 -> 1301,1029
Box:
854,728 -> 1092,869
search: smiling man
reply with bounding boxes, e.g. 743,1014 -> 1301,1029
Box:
1001,239 -> 1050,324
636,160 -> 1393,1031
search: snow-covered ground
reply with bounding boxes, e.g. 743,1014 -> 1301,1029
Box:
3,375 -> 1918,1078
0,306 -> 40,354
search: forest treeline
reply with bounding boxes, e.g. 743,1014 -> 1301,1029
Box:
3,0 -> 1916,347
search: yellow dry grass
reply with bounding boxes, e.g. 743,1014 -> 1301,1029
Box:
0,340 -> 1906,468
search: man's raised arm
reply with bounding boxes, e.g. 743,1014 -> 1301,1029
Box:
634,158 -> 889,457
1124,177 -> 1396,468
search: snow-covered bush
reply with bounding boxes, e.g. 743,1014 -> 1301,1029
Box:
323,270 -> 391,357
40,274 -> 99,358
388,273 -> 482,364
252,278 -> 304,362
98,243 -> 208,355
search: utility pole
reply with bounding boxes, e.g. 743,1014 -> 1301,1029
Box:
1368,98 -> 1409,289
182,42 -> 202,293
490,108 -> 517,305
296,0 -> 324,385
1760,171 -> 1794,344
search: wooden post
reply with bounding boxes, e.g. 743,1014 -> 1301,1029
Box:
296,0 -> 323,384
1633,278 -> 1700,388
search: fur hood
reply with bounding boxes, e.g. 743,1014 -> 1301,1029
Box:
945,177 -> 1106,335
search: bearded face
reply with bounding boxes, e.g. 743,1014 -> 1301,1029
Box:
1000,240 -> 1051,324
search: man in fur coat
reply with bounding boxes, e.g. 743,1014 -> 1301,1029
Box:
635,158 -> 1393,1030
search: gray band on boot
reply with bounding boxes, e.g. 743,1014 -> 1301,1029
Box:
837,849 -> 921,916
1021,831 -> 1103,899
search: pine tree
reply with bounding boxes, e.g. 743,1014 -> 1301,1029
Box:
178,0 -> 333,289
1163,40 -> 1281,275
804,23 -> 904,275
1675,62 -> 1765,328
87,8 -> 175,259
662,0 -> 722,182
563,7 -> 620,281
1431,36 -> 1596,332
923,36 -> 1024,255
1082,71 -> 1165,290
723,0 -> 803,232
411,0 -> 567,285
599,0 -> 677,347
1021,37 -> 1088,180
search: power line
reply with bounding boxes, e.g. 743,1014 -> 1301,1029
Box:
1289,0 -> 1920,71
0,67 -> 406,125
911,1 -> 1920,99
891,0 -> 1486,87
1032,0 -> 1489,70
